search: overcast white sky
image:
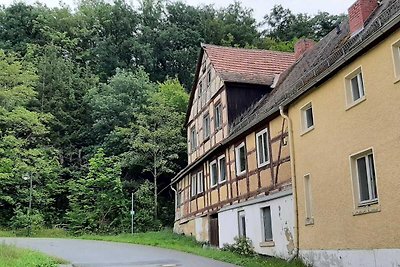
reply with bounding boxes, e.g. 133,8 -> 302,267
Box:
0,0 -> 355,22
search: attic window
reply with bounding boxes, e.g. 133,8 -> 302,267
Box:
207,70 -> 212,87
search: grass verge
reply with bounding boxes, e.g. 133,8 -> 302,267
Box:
0,243 -> 67,267
80,230 -> 305,267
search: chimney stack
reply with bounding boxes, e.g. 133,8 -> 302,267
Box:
294,39 -> 315,60
348,0 -> 378,35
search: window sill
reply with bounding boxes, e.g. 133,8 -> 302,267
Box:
305,217 -> 314,226
300,126 -> 314,136
346,97 -> 366,111
394,76 -> 400,84
259,241 -> 275,247
353,203 -> 380,216
202,137 -> 210,144
257,161 -> 270,169
236,171 -> 246,178
218,180 -> 227,186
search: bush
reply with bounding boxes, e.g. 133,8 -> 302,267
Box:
10,207 -> 44,236
222,236 -> 256,256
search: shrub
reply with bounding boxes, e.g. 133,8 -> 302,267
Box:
10,207 -> 44,236
222,236 -> 256,256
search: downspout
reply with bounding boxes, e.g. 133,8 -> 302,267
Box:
170,185 -> 178,231
279,106 -> 299,260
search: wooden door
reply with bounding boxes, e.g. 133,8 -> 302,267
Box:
209,215 -> 219,247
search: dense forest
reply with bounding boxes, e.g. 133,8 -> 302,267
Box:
0,0 -> 344,234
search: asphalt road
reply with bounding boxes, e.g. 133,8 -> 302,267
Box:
0,238 -> 237,267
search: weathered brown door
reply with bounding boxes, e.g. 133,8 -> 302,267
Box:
209,214 -> 219,247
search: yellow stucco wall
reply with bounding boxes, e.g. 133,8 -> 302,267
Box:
289,29 -> 400,250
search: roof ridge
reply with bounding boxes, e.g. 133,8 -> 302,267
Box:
201,43 -> 295,55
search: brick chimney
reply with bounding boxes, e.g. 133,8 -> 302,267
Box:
294,39 -> 315,60
348,0 -> 378,35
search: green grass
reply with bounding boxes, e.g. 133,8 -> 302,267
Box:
0,243 -> 67,267
80,230 -> 305,267
0,228 -> 69,238
0,228 -> 305,267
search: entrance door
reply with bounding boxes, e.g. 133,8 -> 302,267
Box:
209,214 -> 219,247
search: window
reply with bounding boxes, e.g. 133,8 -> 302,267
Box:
218,155 -> 226,183
304,174 -> 314,224
235,142 -> 247,176
210,160 -> 218,187
177,191 -> 182,206
191,174 -> 197,197
351,149 -> 378,206
392,40 -> 400,80
203,113 -> 210,140
262,207 -> 273,242
198,81 -> 203,99
214,103 -> 222,130
345,68 -> 366,107
207,70 -> 212,87
190,127 -> 197,152
238,210 -> 246,237
197,171 -> 204,194
300,102 -> 314,133
256,129 -> 270,167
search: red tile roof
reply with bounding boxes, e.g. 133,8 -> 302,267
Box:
202,44 -> 296,85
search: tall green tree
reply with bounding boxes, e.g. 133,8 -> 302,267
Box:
0,50 -> 61,225
67,149 -> 127,234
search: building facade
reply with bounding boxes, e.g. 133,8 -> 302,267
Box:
172,0 -> 400,265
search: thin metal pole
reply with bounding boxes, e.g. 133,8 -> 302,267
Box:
131,192 -> 134,235
28,174 -> 33,236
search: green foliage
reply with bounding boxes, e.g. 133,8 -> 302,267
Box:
0,50 -> 62,226
10,207 -> 44,235
0,243 -> 65,267
262,5 -> 345,41
133,180 -> 161,232
67,149 -> 127,234
80,230 -> 306,267
222,236 -> 256,256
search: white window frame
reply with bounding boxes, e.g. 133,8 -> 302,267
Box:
345,67 -> 366,109
191,174 -> 197,197
256,128 -> 270,168
214,102 -> 222,131
190,126 -> 197,152
207,69 -> 212,87
235,142 -> 247,176
210,160 -> 218,188
218,155 -> 226,183
261,206 -> 273,242
238,210 -> 246,238
300,102 -> 314,134
303,174 -> 314,225
392,39 -> 400,82
349,148 -> 379,208
203,113 -> 210,140
197,171 -> 204,194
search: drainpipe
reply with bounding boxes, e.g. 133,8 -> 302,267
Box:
171,185 -> 178,211
279,106 -> 299,260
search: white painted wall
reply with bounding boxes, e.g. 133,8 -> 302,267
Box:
300,249 -> 400,267
218,193 -> 294,259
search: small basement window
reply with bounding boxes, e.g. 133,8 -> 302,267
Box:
238,210 -> 246,238
300,102 -> 314,134
261,207 -> 273,242
345,67 -> 366,108
235,142 -> 247,176
350,149 -> 378,207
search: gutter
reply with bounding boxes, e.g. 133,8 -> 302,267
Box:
279,106 -> 299,260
